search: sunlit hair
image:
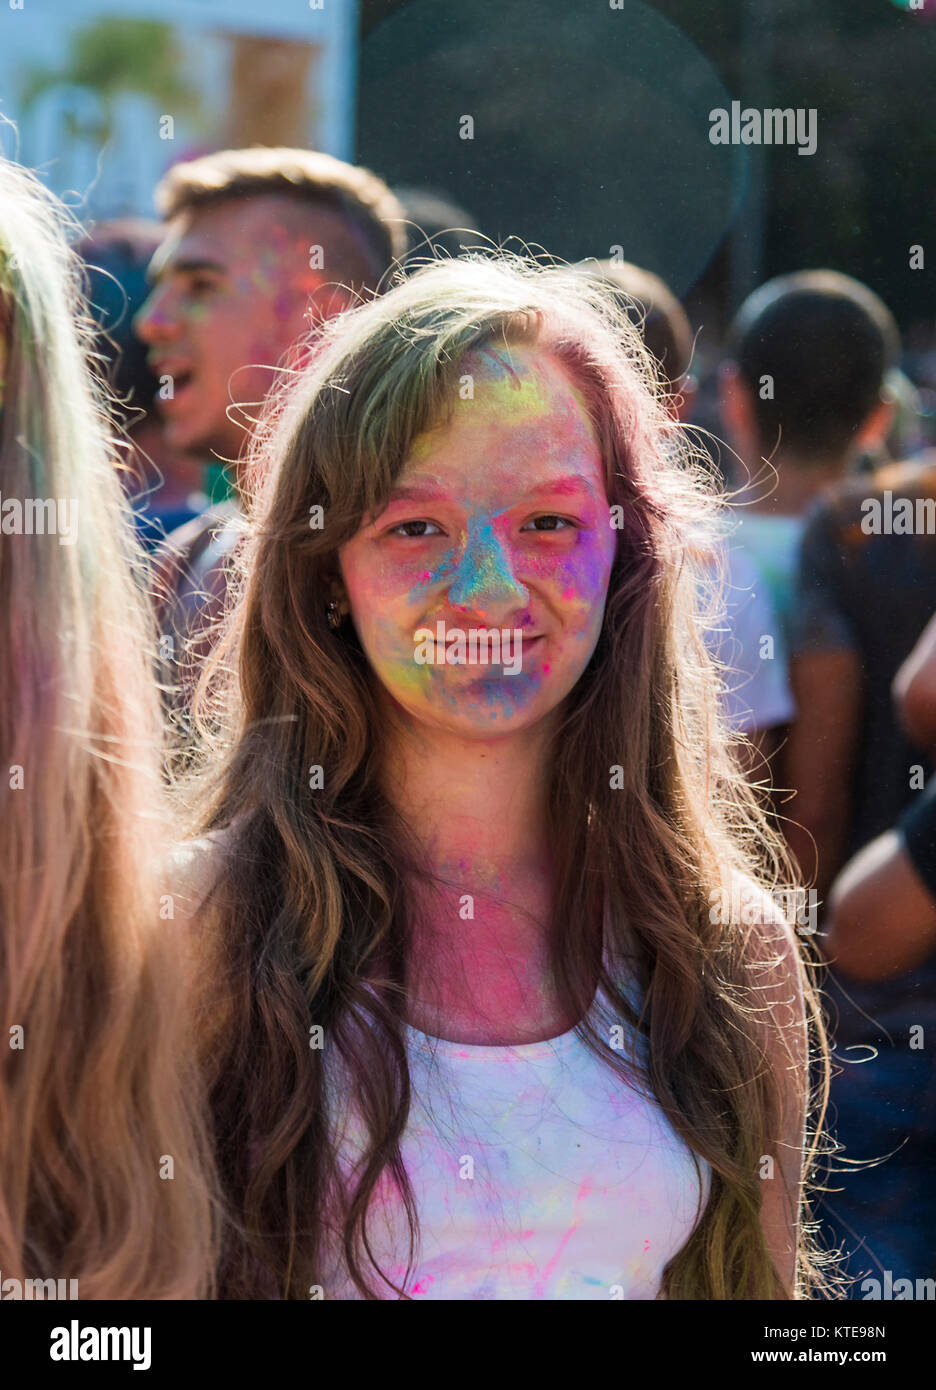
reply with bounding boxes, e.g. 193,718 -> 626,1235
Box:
0,155 -> 217,1297
182,249 -> 838,1300
578,257 -> 694,390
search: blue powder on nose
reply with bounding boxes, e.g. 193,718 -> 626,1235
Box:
451,520 -> 518,608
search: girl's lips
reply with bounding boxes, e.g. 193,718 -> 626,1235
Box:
440,633 -> 544,648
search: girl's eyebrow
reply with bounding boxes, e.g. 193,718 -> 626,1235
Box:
524,476 -> 597,499
385,475 -> 596,506
385,483 -> 449,504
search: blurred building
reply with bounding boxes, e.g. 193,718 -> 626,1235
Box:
0,0 -> 358,218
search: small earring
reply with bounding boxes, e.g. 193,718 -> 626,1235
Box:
326,598 -> 344,630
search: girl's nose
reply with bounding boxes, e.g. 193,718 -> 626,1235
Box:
447,520 -> 529,622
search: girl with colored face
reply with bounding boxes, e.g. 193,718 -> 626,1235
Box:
180,254 -> 830,1303
338,343 -> 616,736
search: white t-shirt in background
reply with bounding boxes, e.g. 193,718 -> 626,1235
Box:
706,539 -> 796,734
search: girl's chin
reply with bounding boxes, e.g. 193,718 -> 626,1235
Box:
403,684 -> 554,732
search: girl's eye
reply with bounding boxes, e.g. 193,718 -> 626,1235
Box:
389,520 -> 443,538
521,515 -> 576,532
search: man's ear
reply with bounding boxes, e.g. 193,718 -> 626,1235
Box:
855,395 -> 895,452
718,361 -> 758,447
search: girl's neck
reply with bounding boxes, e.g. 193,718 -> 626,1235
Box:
377,703 -> 573,1045
378,705 -> 555,880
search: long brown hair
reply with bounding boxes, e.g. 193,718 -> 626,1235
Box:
0,156 -> 217,1298
183,250 -> 835,1299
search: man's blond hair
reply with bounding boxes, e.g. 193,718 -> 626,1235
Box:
155,146 -> 408,290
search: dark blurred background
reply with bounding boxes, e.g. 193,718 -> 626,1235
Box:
358,0 -> 936,358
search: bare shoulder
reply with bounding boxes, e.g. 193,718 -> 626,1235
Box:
165,829 -> 231,922
721,869 -> 803,950
164,830 -> 236,1058
723,870 -> 809,1058
722,875 -> 810,1292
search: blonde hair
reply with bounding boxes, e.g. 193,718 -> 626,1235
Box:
155,146 -> 409,290
0,156 -> 217,1298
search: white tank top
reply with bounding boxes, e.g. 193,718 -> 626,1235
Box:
322,986 -> 711,1300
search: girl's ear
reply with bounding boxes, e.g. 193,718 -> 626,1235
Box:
319,565 -> 350,615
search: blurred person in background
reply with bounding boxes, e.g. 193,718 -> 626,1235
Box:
719,271 -> 897,638
392,184 -> 482,265
813,613 -> 936,1296
717,271 -> 900,881
583,258 -> 794,782
135,147 -> 408,709
0,156 -> 216,1297
77,218 -> 208,549
786,454 -> 936,898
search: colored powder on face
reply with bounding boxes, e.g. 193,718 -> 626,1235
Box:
273,290 -> 295,321
406,545 -> 458,604
456,346 -> 557,426
448,518 -> 528,613
385,645 -> 435,700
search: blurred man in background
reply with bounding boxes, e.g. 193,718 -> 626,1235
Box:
787,455 -> 936,897
719,271 -> 898,642
78,219 -> 207,548
584,258 -> 794,780
135,147 -> 408,707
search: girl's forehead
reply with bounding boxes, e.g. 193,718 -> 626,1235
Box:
460,342 -> 587,413
405,344 -> 600,476
393,439 -> 608,520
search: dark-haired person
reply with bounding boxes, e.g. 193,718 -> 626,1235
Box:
720,271 -> 896,624
173,253 -> 833,1300
392,184 -> 482,266
786,455 -> 936,898
584,259 -> 794,778
135,147 -> 408,707
580,259 -> 695,405
812,615 -> 936,1296
718,270 -> 899,882
77,218 -> 208,549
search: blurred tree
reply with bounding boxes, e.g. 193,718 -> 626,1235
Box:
21,19 -> 199,120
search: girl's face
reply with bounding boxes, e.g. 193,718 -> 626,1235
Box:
337,343 -> 618,738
